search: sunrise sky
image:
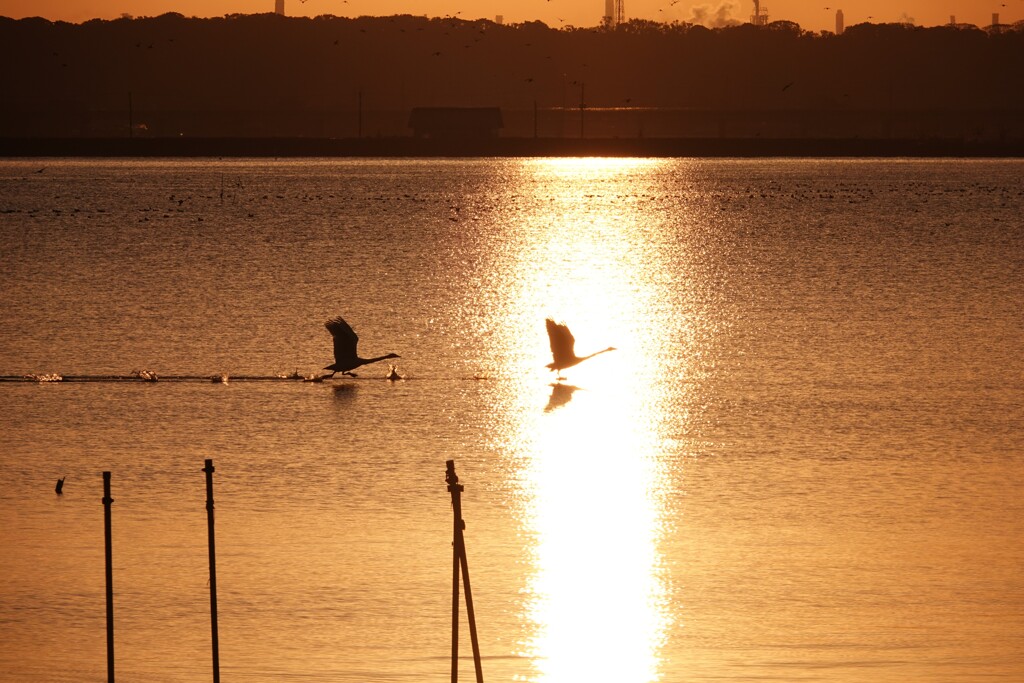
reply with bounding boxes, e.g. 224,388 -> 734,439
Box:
2,0 -> 1018,34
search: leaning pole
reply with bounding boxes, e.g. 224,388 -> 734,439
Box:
446,460 -> 484,683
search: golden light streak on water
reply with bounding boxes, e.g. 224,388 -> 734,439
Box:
3,159 -> 1024,682
483,157 -> 698,682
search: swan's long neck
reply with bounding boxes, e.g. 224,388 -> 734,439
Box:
580,347 -> 616,362
361,354 -> 398,366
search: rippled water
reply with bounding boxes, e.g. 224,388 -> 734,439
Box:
1,158 -> 1022,682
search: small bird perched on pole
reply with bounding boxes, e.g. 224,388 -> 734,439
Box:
322,316 -> 400,378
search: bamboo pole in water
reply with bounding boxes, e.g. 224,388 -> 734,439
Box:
102,471 -> 115,683
448,462 -> 460,683
459,522 -> 484,683
446,460 -> 484,683
203,459 -> 221,683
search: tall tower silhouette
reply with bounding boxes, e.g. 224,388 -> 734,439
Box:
835,9 -> 844,35
275,0 -> 284,15
603,0 -> 624,27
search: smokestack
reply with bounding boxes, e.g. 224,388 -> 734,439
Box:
603,0 -> 624,27
992,13 -> 999,26
835,9 -> 844,35
750,0 -> 768,26
275,0 -> 284,15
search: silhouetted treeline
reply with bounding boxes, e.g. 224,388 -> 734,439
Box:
1,13 -> 1022,139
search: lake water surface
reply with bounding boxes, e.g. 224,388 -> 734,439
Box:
1,157 -> 1022,682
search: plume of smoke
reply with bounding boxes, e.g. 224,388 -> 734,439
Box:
690,2 -> 741,28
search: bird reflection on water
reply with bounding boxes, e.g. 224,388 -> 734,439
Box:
331,382 -> 359,401
544,383 -> 580,412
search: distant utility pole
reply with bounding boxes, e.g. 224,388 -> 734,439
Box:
579,82 -> 586,139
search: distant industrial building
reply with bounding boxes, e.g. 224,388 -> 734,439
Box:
275,0 -> 284,15
750,0 -> 769,26
603,0 -> 625,27
836,9 -> 844,35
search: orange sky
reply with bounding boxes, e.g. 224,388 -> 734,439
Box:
1,0 -> 1018,33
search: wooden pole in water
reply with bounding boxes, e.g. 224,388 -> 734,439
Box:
102,471 -> 115,683
446,460 -> 484,683
448,461 -> 460,683
203,459 -> 221,683
459,520 -> 484,683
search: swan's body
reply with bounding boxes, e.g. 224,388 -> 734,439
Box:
323,316 -> 399,378
545,319 -> 615,379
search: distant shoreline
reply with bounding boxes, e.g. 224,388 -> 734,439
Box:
2,137 -> 1022,158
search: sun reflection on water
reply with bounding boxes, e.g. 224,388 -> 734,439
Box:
484,157 -> 695,682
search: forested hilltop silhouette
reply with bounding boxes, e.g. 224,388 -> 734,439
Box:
1,13 -> 1022,140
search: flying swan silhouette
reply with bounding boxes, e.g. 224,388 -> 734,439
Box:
545,318 -> 615,380
323,316 -> 400,378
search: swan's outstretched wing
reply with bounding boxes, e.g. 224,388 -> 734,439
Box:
326,316 -> 360,365
546,318 -> 577,366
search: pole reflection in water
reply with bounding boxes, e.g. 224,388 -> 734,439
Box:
482,158 -> 699,682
